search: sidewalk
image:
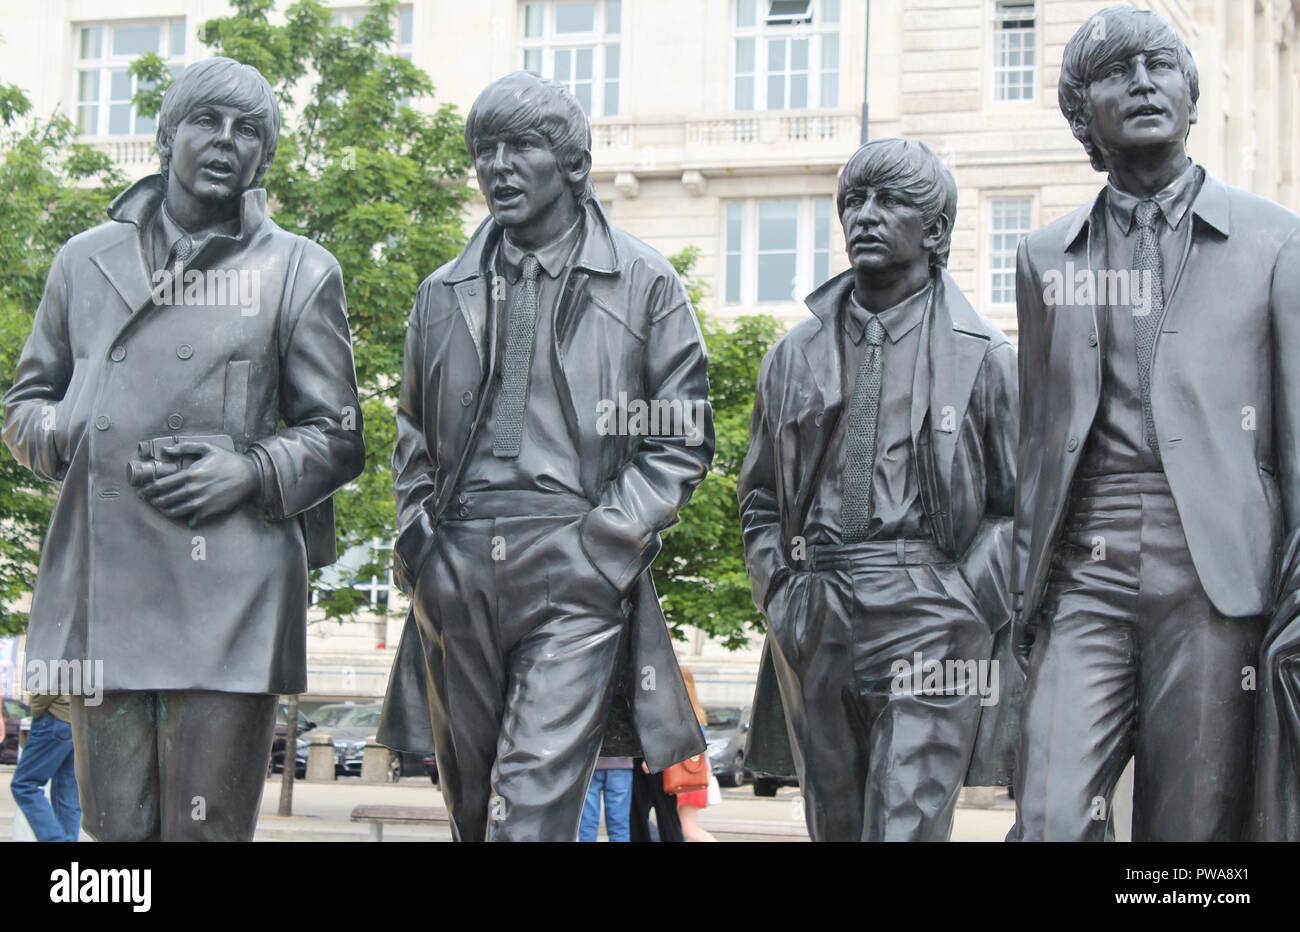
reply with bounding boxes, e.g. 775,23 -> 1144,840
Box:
0,766 -> 1016,842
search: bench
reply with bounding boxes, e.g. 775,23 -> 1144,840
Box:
349,804 -> 809,841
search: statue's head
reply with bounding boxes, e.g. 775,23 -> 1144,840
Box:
1059,7 -> 1199,172
837,138 -> 956,278
465,71 -> 594,234
156,57 -> 280,203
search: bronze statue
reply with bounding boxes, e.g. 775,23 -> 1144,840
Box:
740,138 -> 1021,841
1010,6 -> 1300,841
3,57 -> 365,841
376,72 -> 713,842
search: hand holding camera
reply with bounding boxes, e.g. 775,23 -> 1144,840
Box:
133,435 -> 262,525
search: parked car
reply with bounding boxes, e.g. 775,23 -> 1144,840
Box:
305,702 -> 432,780
269,703 -> 316,777
705,704 -> 751,788
2,697 -> 29,765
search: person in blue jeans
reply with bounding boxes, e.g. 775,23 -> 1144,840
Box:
11,694 -> 80,842
579,757 -> 634,842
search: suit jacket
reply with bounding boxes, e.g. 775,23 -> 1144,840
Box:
1012,168 -> 1300,625
375,198 -> 713,772
3,174 -> 365,694
740,268 -> 1023,784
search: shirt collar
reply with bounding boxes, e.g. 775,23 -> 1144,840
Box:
500,217 -> 583,283
1105,159 -> 1202,234
843,281 -> 932,345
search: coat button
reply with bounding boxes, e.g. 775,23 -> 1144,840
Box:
458,493 -> 468,504
1088,332 -> 1098,347
458,506 -> 468,518
1066,436 -> 1079,452
110,345 -> 127,362
167,413 -> 184,430
814,412 -> 824,427
177,343 -> 193,360
94,415 -> 110,431
461,391 -> 473,406
467,286 -> 477,297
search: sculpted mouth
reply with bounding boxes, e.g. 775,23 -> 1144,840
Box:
493,186 -> 523,200
1127,104 -> 1166,118
203,159 -> 234,175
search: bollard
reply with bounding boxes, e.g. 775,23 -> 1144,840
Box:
360,736 -> 391,784
306,732 -> 336,782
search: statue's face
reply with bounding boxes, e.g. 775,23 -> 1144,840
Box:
840,186 -> 932,278
1081,49 -> 1195,159
167,102 -> 266,204
472,128 -> 575,233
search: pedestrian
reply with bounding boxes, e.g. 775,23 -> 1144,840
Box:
10,694 -> 80,842
674,669 -> 717,843
578,756 -> 634,842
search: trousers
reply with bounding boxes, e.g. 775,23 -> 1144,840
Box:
69,690 -> 277,841
412,492 -> 629,842
768,538 -> 992,841
1013,473 -> 1265,841
10,712 -> 80,842
579,767 -> 634,842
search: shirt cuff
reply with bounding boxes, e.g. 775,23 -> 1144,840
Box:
247,444 -> 283,520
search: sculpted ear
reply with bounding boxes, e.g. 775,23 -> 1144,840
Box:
923,211 -> 951,255
565,149 -> 592,189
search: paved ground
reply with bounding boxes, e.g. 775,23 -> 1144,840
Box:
0,765 -> 1016,842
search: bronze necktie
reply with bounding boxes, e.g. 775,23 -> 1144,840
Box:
841,315 -> 886,542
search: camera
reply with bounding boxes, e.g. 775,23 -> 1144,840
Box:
126,434 -> 237,487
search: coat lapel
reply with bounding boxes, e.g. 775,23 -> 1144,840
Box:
794,272 -> 850,523
90,232 -> 156,317
926,272 -> 990,546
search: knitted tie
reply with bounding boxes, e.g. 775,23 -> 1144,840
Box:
167,233 -> 193,270
841,315 -> 886,542
493,254 -> 540,458
1132,200 -> 1164,456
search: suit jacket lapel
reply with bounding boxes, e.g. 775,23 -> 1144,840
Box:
794,280 -> 847,525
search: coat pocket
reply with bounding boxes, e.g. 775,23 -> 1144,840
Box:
222,359 -> 251,442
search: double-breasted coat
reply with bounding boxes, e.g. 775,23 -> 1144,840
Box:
376,198 -> 713,772
739,268 -> 1024,785
4,174 -> 365,695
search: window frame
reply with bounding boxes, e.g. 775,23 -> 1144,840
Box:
519,0 -> 622,117
990,0 -> 1038,105
984,193 -> 1036,308
73,17 -> 188,138
721,196 -> 839,308
732,0 -> 841,112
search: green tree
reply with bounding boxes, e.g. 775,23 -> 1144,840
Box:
657,246 -> 781,650
129,0 -> 473,618
0,88 -> 125,633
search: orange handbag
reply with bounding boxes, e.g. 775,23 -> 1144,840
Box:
662,752 -> 709,795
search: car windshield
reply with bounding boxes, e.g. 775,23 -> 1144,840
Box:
339,706 -> 383,729
312,706 -> 356,728
705,707 -> 742,735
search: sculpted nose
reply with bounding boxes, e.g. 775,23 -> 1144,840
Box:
1130,58 -> 1155,93
491,141 -> 510,173
214,116 -> 235,149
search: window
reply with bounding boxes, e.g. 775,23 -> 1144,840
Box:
520,1 -> 621,116
988,197 -> 1032,305
734,0 -> 839,111
75,19 -> 186,136
723,197 -> 837,306
330,4 -> 414,59
994,0 -> 1036,102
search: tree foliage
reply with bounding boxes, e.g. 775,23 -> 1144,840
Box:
658,247 -> 781,649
